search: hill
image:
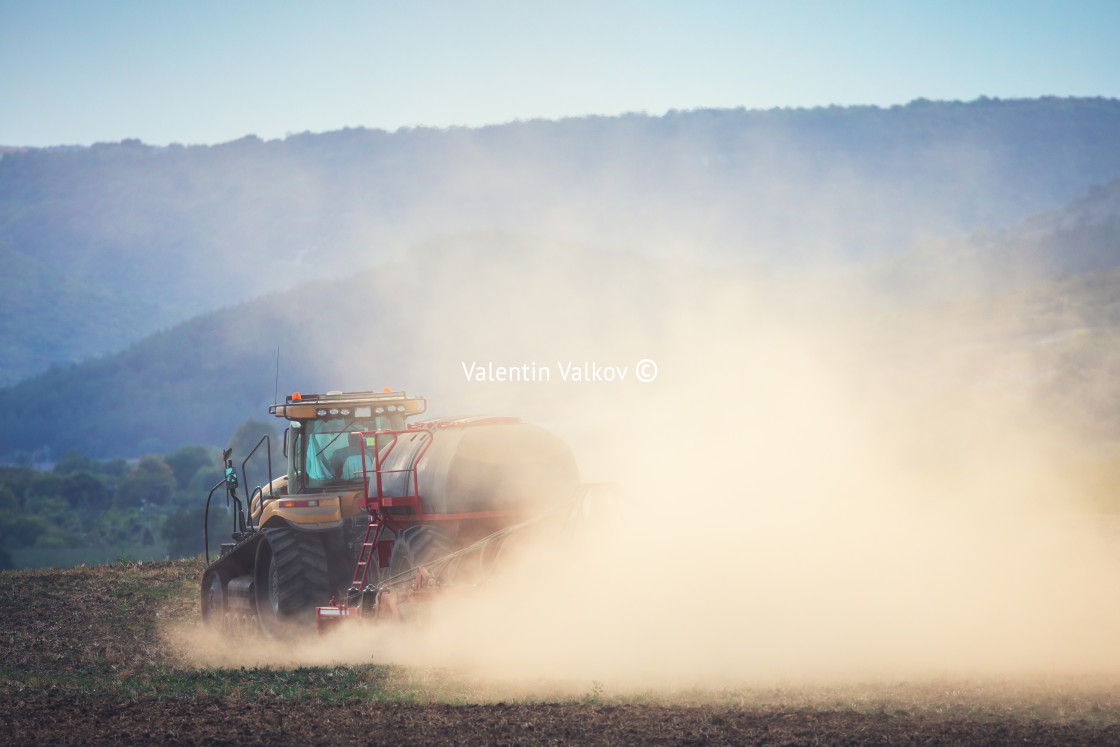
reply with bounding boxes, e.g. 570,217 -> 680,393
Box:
3,97 -> 1120,386
861,177 -> 1120,304
0,233 -> 749,458
2,177 -> 1120,462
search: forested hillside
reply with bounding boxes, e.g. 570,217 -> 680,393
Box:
0,234 -> 715,457
1,172 -> 1119,462
3,97 -> 1120,386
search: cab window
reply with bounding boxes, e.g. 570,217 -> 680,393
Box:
301,415 -> 401,490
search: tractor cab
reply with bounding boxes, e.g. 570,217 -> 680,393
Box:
269,390 -> 427,495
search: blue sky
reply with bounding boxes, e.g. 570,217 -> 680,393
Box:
1,0 -> 1118,147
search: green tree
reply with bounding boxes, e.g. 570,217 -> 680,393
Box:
164,445 -> 215,488
0,485 -> 18,513
162,504 -> 228,560
92,507 -> 143,546
53,451 -> 97,475
26,472 -> 65,502
113,455 -> 176,508
59,471 -> 110,511
0,513 -> 49,548
187,465 -> 225,495
226,419 -> 281,469
101,459 -> 129,478
28,495 -> 82,538
169,465 -> 226,512
35,528 -> 81,548
0,467 -> 34,507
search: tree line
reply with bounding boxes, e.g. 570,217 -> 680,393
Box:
0,419 -> 279,569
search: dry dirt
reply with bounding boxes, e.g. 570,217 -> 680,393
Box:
2,558 -> 1120,745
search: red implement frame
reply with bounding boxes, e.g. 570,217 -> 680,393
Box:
321,418 -> 526,630
346,424 -> 434,596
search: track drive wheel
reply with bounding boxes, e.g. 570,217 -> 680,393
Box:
254,526 -> 331,636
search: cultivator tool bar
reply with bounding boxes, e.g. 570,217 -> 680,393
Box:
316,507 -> 546,633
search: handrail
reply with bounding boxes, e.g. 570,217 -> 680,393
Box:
248,485 -> 264,521
203,479 -> 225,565
354,427 -> 435,517
240,434 -> 273,528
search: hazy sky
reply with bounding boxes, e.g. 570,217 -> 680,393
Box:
1,0 -> 1118,147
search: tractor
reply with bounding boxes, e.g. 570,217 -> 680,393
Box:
200,389 -> 580,635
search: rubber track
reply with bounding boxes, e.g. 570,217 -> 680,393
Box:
262,526 -> 330,619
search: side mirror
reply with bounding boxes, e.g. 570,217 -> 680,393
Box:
282,427 -> 289,458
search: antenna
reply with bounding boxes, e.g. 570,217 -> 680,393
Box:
274,346 -> 280,406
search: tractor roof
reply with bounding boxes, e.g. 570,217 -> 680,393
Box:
268,390 -> 426,419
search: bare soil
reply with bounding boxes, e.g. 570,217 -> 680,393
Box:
2,559 -> 1120,745
7,695 -> 1120,745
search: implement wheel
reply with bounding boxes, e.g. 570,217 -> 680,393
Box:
388,525 -> 453,578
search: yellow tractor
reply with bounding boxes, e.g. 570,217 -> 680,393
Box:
200,390 -> 427,634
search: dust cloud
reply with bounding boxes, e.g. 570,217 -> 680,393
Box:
372,278 -> 1120,691
175,213 -> 1120,693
